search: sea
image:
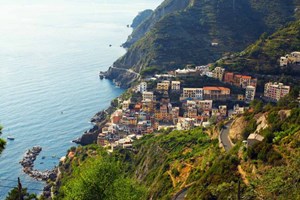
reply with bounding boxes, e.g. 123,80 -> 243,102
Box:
0,0 -> 162,198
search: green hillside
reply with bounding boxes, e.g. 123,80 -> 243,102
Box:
220,20 -> 300,75
113,0 -> 300,75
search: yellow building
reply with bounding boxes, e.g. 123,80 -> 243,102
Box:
142,91 -> 155,101
212,67 -> 225,81
157,81 -> 170,91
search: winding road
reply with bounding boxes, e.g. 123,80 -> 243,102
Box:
220,120 -> 234,152
109,66 -> 140,76
174,121 -> 235,200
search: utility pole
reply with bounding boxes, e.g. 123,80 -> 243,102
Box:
18,177 -> 24,200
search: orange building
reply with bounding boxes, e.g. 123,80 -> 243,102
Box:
224,72 -> 234,84
203,86 -> 230,100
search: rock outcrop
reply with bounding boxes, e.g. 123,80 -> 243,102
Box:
20,146 -> 57,181
73,104 -> 118,145
104,66 -> 140,88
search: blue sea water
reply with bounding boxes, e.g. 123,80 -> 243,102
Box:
0,0 -> 162,198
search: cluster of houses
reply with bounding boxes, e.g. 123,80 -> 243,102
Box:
173,66 -> 258,103
175,66 -> 292,103
97,78 -> 248,150
97,64 -> 293,150
280,51 -> 300,67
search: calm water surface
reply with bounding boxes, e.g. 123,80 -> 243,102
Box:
0,0 -> 161,197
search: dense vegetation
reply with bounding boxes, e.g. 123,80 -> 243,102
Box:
6,188 -> 37,200
114,0 -> 300,74
55,146 -> 146,200
0,124 -> 6,154
221,20 -> 300,77
55,128 -> 235,199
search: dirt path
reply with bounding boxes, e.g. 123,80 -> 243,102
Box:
238,165 -> 250,186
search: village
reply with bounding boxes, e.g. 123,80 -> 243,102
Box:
96,56 -> 293,151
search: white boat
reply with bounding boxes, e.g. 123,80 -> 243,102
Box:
7,136 -> 15,140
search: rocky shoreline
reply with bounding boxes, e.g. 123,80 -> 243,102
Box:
20,146 -> 57,181
72,104 -> 116,145
20,146 -> 57,198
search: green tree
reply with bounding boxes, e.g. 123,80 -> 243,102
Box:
59,156 -> 146,200
0,139 -> 6,153
6,187 -> 37,200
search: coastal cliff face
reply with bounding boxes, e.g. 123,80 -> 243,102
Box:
123,0 -> 191,48
130,9 -> 153,29
105,66 -> 140,88
107,0 -> 300,87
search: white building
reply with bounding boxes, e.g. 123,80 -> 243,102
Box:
247,133 -> 264,147
279,52 -> 300,67
175,68 -> 197,77
137,82 -> 147,93
290,51 -> 300,63
181,88 -> 203,100
280,56 -> 288,67
171,81 -> 181,91
245,86 -> 256,103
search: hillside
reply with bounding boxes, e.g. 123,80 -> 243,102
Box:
130,9 -> 153,30
107,0 -> 300,87
51,92 -> 300,200
123,0 -> 191,48
219,20 -> 300,76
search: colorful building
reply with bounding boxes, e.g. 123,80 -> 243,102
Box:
264,82 -> 290,102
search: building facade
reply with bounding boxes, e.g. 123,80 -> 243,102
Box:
245,86 -> 256,103
142,91 -> 155,101
212,67 -> 225,81
171,81 -> 181,91
157,81 -> 170,91
138,82 -> 147,93
181,88 -> 203,100
203,86 -> 230,100
264,82 -> 290,102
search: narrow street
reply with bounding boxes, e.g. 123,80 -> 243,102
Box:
220,120 -> 234,152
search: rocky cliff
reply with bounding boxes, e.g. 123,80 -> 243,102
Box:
123,0 -> 192,48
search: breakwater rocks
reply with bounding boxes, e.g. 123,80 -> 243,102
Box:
20,146 -> 57,181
